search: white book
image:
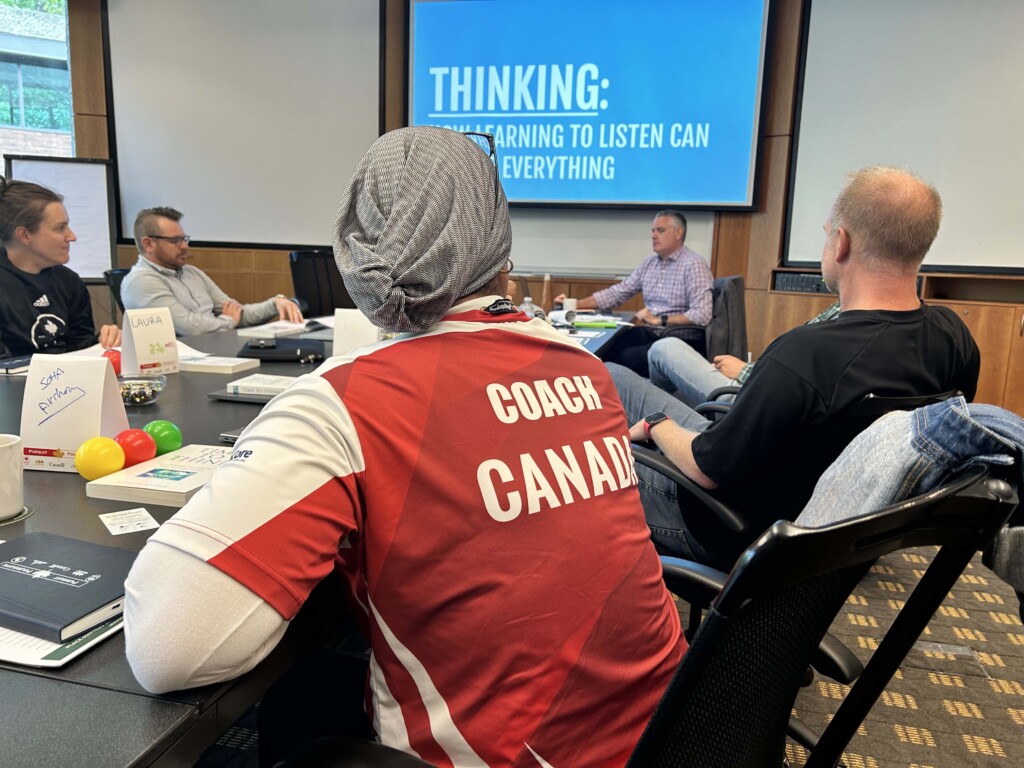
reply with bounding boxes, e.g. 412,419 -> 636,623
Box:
85,444 -> 233,508
0,616 -> 123,668
226,373 -> 295,396
236,320 -> 308,339
178,355 -> 261,374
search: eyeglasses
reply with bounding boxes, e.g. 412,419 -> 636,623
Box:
462,131 -> 501,209
148,235 -> 191,246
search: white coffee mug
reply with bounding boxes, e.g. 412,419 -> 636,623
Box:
0,434 -> 25,521
562,297 -> 578,323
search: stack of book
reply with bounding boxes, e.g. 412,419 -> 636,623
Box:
85,444 -> 233,507
225,373 -> 295,397
178,354 -> 261,374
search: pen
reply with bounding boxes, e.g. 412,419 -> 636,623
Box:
574,321 -> 618,328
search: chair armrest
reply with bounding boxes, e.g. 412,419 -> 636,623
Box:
694,402 -> 732,420
632,444 -> 751,535
660,556 -> 728,605
812,632 -> 864,685
705,385 -> 742,402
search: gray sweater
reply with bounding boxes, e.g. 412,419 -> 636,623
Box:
120,256 -> 279,337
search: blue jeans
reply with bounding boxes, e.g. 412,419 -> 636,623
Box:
796,398 -> 1019,528
607,362 -> 716,562
648,337 -> 737,408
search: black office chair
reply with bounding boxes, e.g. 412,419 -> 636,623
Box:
704,274 -> 747,361
103,268 -> 130,313
634,390 -> 963,636
271,465 -> 1017,768
289,250 -> 357,317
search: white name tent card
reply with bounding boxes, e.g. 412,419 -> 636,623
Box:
333,309 -> 379,356
20,356 -> 128,472
122,308 -> 178,375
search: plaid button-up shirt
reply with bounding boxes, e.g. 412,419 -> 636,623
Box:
592,245 -> 713,325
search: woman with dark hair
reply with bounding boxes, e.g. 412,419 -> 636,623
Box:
0,176 -> 120,357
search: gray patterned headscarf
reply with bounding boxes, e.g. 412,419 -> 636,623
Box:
333,127 -> 511,332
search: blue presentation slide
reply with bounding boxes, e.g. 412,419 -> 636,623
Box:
410,0 -> 768,206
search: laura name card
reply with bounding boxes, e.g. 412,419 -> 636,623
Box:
20,356 -> 128,472
122,308 -> 178,375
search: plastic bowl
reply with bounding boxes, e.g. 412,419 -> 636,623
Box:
117,374 -> 168,406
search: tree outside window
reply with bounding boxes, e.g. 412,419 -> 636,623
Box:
0,0 -> 73,159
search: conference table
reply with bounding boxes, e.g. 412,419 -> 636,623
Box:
0,331 -> 335,768
0,323 -> 622,767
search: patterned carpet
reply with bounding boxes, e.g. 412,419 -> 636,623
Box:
194,548 -> 1024,768
788,548 -> 1024,767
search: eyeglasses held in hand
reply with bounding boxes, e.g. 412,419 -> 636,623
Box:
148,235 -> 191,246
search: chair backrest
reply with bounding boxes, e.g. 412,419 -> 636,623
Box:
705,275 -> 747,360
103,268 -> 130,313
627,465 -> 1018,767
288,250 -> 357,317
825,390 -> 962,460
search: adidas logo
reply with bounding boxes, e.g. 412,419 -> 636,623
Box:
33,294 -> 50,308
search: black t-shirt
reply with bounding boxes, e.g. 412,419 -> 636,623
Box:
0,251 -> 99,357
688,304 -> 980,566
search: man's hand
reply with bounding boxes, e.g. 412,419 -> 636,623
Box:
98,324 -> 121,349
632,307 -> 658,326
628,415 -> 718,490
275,297 -> 304,323
713,354 -> 746,380
221,300 -> 243,325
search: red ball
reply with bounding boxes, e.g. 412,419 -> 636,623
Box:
103,348 -> 122,376
115,428 -> 158,467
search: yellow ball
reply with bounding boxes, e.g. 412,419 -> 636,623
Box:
75,436 -> 126,481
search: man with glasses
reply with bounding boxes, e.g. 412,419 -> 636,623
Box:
121,206 -> 303,336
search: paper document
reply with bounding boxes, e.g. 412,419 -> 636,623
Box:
0,617 -> 123,667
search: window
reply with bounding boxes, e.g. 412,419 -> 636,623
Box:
0,1 -> 73,158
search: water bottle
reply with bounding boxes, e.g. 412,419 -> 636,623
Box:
519,296 -> 537,317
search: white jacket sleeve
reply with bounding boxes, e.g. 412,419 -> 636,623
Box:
124,540 -> 288,693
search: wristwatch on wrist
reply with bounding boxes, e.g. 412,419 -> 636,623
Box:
660,313 -> 668,327
642,411 -> 670,442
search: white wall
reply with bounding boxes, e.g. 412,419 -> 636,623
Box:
510,208 -> 714,277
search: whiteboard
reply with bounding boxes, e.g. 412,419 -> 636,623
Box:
787,0 -> 1024,272
5,156 -> 115,279
106,0 -> 380,247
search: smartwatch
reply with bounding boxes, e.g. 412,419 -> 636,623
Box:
642,411 -> 670,442
660,314 -> 668,327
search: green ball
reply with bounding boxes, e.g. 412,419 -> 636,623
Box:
143,419 -> 183,455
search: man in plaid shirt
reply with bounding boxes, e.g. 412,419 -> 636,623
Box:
557,210 -> 713,376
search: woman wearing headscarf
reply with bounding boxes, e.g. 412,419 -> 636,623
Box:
124,128 -> 684,767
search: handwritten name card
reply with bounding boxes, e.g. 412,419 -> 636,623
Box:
122,308 -> 179,375
19,356 -> 128,472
